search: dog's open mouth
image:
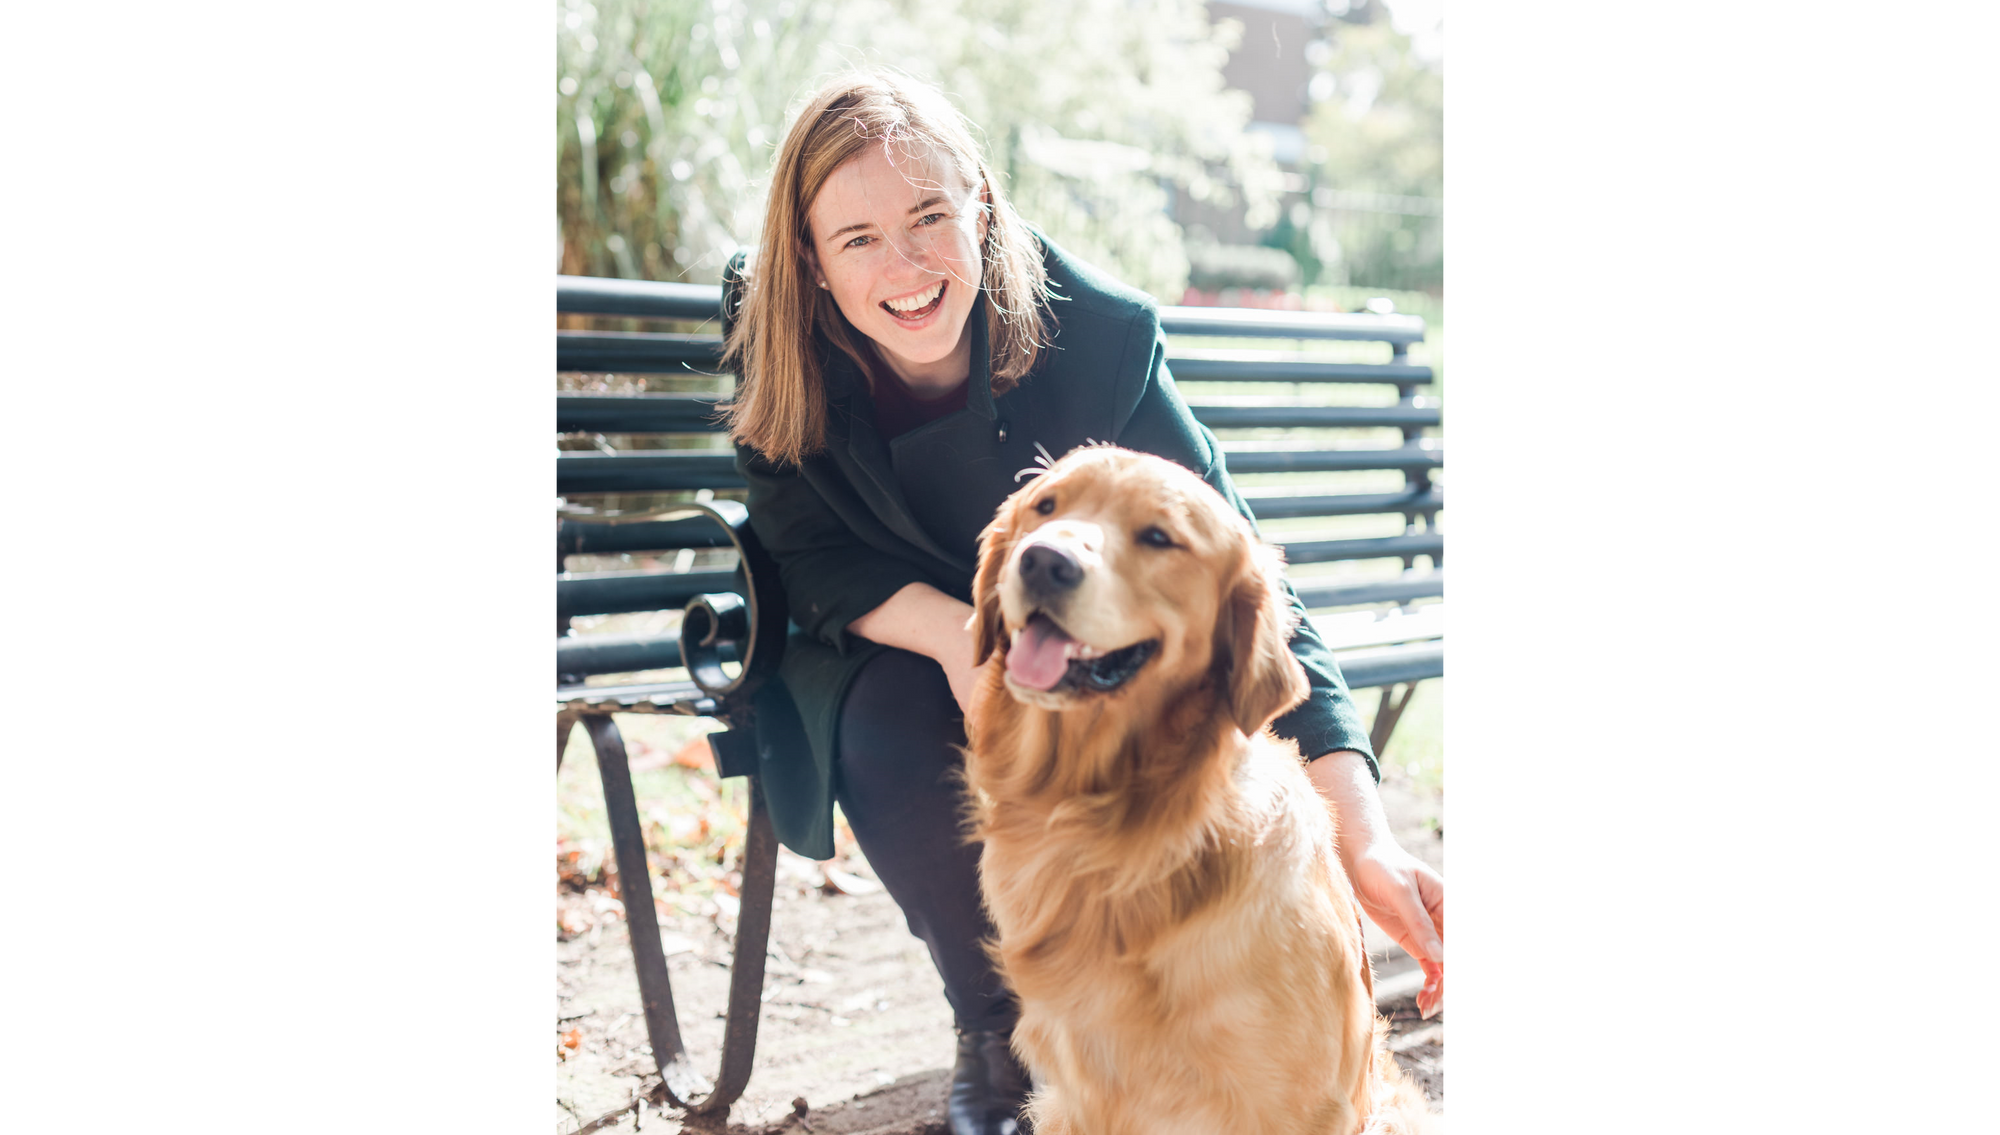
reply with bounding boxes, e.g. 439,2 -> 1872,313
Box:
1005,612 -> 1159,695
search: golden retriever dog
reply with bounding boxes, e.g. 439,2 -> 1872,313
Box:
963,446 -> 1436,1135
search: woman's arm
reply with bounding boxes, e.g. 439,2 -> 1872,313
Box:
1307,749 -> 1446,1019
846,581 -> 980,711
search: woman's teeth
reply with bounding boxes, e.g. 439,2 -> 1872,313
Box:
883,280 -> 944,315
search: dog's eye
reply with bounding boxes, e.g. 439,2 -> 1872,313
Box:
1035,496 -> 1056,515
1137,526 -> 1175,548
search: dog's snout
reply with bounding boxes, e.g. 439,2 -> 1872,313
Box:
1017,542 -> 1083,593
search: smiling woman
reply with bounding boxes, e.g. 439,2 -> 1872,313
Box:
719,70 -> 1443,1135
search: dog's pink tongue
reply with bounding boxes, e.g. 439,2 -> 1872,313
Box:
1006,615 -> 1074,691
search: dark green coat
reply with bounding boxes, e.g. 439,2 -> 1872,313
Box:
736,239 -> 1376,859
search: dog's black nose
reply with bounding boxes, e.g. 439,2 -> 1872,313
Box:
1017,542 -> 1082,592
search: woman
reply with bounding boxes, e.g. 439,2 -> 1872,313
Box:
723,72 -> 1444,1135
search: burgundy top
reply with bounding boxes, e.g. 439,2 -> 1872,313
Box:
869,369 -> 970,442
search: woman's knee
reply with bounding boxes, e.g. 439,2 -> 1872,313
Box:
835,647 -> 966,804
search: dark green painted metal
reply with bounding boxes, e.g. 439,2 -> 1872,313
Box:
558,451 -> 743,493
557,631 -> 747,678
1226,445 -> 1443,474
558,330 -> 726,374
1192,404 -> 1440,429
1338,642 -> 1444,688
1168,355 -> 1434,383
558,275 -> 724,321
558,516 -> 735,557
1282,533 -> 1444,565
1245,489 -> 1443,519
556,274 -> 1427,343
559,393 -> 728,434
557,569 -> 741,620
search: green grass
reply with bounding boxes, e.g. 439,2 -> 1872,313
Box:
1359,678 -> 1443,796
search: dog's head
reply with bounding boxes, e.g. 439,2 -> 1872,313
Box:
971,446 -> 1308,735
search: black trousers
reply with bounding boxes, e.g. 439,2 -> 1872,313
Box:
834,647 -> 1018,1032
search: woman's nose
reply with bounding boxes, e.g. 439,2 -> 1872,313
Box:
882,233 -> 934,277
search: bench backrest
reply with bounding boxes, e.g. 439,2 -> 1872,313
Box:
557,273 -> 1441,689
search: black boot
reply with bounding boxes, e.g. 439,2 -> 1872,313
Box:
948,1027 -> 1032,1135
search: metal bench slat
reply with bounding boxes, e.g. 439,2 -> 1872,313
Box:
1247,489 -> 1443,519
558,276 -> 724,321
1226,445 -> 1443,474
1292,571 -> 1444,609
558,569 -> 742,619
558,330 -> 725,374
559,393 -> 726,434
1330,641 -> 1444,688
1283,532 -> 1442,564
1192,404 -> 1440,429
1169,354 -> 1434,383
1159,306 -> 1426,343
555,277 -> 1424,344
558,451 -> 743,494
556,631 -> 743,677
559,517 -> 736,556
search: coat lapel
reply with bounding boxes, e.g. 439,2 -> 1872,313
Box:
822,348 -> 966,573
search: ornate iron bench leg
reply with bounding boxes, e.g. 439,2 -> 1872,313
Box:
580,711 -> 776,1117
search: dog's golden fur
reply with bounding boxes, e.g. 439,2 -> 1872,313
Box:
964,447 -> 1435,1135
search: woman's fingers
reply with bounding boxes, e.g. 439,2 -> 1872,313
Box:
1377,858 -> 1444,966
1417,958 -> 1444,1019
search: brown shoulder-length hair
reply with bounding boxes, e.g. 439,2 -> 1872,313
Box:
722,71 -> 1052,466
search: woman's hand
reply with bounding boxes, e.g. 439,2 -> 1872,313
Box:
845,582 -> 981,712
1306,750 -> 1446,1019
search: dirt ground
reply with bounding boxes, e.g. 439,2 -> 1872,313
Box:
556,765 -> 1445,1134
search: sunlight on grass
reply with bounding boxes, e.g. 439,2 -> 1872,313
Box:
1359,677 -> 1443,795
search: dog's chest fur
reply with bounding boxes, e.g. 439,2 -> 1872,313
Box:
975,736 -> 1378,1133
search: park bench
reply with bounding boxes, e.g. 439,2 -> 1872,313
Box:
554,264 -> 1442,1115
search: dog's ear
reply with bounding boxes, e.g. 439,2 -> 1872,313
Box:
969,503 -> 1017,666
1215,540 -> 1310,735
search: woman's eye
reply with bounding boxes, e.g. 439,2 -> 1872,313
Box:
1035,496 -> 1056,515
916,212 -> 946,226
1137,526 -> 1174,548
844,234 -> 872,249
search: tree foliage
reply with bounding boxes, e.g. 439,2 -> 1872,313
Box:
1300,15 -> 1443,291
556,0 -> 1284,300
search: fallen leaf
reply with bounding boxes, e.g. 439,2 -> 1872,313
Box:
671,737 -> 715,771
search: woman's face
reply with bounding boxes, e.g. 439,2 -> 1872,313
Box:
805,141 -> 988,387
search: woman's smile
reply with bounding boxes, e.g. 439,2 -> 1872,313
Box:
883,279 -> 947,323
